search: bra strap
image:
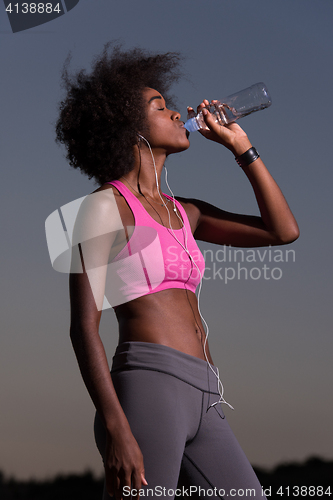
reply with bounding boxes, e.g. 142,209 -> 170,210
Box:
107,180 -> 147,225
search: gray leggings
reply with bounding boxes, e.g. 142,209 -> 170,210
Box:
94,342 -> 266,500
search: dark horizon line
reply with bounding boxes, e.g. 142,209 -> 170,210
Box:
1,455 -> 332,483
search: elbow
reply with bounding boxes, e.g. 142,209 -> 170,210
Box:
69,325 -> 78,339
276,223 -> 300,245
70,322 -> 100,342
69,321 -> 87,343
70,325 -> 81,346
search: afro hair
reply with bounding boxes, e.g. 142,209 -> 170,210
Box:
55,43 -> 183,185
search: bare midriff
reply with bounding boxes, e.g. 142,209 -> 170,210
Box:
115,288 -> 213,363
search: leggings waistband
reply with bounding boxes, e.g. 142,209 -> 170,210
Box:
112,341 -> 220,395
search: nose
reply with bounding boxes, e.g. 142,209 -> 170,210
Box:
171,110 -> 181,121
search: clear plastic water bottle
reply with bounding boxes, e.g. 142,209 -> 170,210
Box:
184,82 -> 272,132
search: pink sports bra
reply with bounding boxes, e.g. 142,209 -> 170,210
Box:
103,180 -> 205,308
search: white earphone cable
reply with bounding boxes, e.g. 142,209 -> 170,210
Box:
137,134 -> 233,410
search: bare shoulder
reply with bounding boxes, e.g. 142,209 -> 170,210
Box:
78,184 -> 121,221
91,183 -> 134,227
93,183 -> 125,197
72,187 -> 121,245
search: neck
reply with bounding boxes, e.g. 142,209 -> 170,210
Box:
122,143 -> 167,198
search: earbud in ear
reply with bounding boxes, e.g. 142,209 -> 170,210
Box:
137,134 -> 152,149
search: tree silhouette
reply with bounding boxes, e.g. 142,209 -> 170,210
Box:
0,458 -> 332,499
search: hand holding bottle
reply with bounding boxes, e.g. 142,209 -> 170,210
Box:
185,83 -> 272,133
188,100 -> 252,157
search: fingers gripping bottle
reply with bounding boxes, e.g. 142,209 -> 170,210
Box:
184,82 -> 272,132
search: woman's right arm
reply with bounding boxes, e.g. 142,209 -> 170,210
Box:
70,273 -> 147,499
69,190 -> 147,499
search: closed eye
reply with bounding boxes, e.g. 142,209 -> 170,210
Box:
158,108 -> 165,111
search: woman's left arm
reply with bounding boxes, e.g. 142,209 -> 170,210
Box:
189,101 -> 300,247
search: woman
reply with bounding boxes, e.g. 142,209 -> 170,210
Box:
56,45 -> 299,500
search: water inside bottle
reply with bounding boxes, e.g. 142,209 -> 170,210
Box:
215,101 -> 270,124
214,103 -> 238,125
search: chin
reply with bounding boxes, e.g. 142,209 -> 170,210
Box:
174,144 -> 190,155
179,136 -> 191,151
166,138 -> 190,155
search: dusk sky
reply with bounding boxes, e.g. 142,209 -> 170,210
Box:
1,0 -> 332,480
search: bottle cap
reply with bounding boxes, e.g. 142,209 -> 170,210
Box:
184,117 -> 200,132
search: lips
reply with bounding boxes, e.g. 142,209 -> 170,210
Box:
180,123 -> 190,138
